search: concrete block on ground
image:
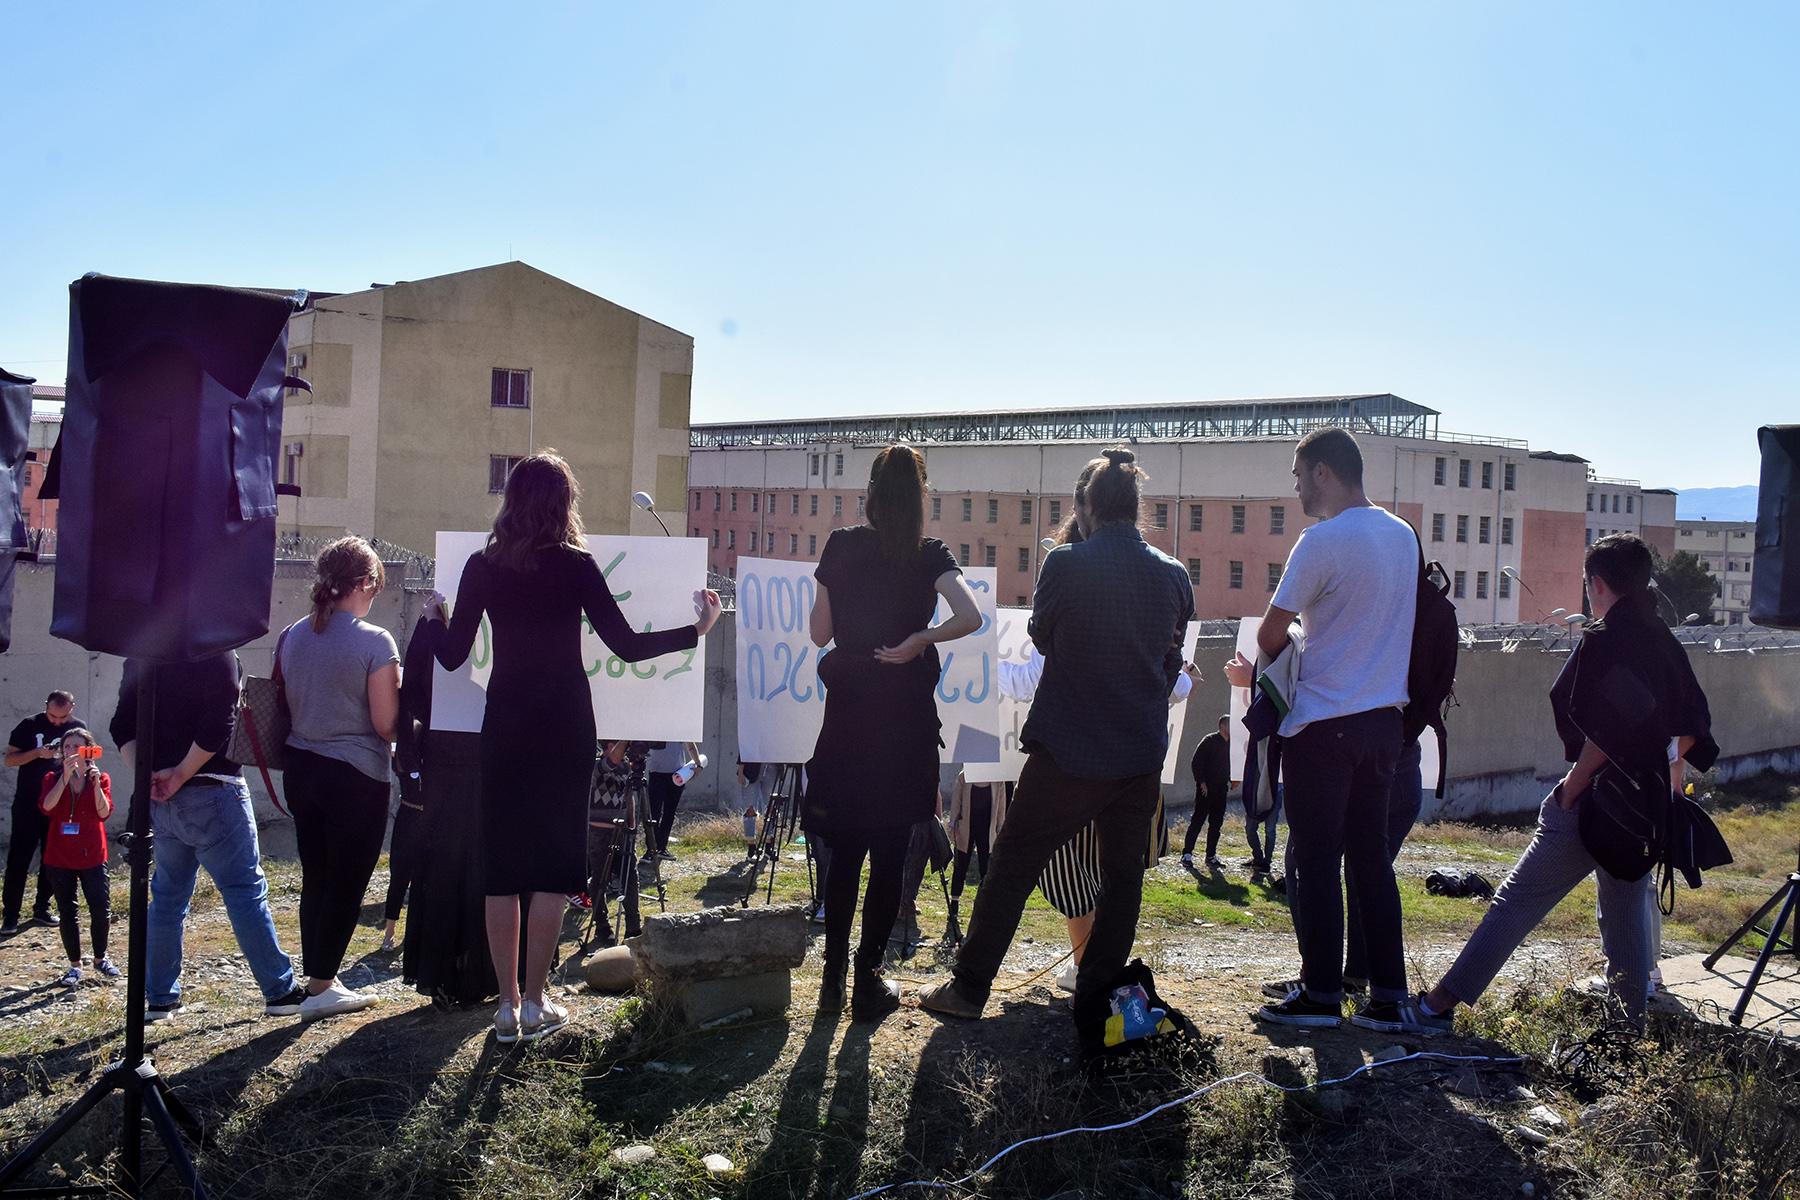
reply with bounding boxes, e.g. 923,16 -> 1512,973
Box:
668,969 -> 791,1027
634,905 -> 807,982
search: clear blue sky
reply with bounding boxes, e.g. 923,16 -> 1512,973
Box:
4,3 -> 1794,488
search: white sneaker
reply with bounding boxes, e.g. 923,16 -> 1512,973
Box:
495,1002 -> 520,1044
522,998 -> 570,1042
299,980 -> 376,1020
1055,961 -> 1079,994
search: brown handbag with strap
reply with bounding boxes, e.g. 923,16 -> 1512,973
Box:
227,625 -> 292,817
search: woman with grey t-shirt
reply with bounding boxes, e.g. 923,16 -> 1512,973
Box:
279,537 -> 401,1020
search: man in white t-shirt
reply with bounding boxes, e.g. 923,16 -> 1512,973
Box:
1235,427 -> 1418,1033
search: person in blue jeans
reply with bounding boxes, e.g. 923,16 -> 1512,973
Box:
113,654 -> 305,1020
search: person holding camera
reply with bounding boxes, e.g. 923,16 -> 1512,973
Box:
433,451 -> 720,1044
279,536 -> 401,1020
39,728 -> 115,986
3,690 -> 86,933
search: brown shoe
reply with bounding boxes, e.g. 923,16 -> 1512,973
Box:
918,979 -> 983,1020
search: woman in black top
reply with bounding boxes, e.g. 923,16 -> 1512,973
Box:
434,451 -> 721,1043
804,444 -> 979,1020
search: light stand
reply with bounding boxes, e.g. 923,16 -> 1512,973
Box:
1703,845 -> 1800,1027
0,664 -> 209,1198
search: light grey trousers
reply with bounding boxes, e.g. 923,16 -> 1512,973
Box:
1440,794 -> 1654,1021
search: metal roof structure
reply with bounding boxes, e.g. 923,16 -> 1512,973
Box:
692,393 -> 1441,448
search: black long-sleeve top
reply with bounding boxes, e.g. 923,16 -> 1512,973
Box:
395,616 -> 445,774
110,653 -> 242,776
434,545 -> 698,689
1190,731 -> 1231,798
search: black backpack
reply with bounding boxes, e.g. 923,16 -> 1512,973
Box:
1404,531 -> 1459,798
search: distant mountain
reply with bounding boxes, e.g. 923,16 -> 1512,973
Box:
1676,486 -> 1759,522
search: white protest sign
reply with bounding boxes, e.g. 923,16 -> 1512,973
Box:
431,531 -> 707,741
966,608 -> 1200,786
733,557 -> 1000,766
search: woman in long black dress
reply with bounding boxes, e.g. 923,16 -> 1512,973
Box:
804,444 -> 979,1021
434,452 -> 721,1043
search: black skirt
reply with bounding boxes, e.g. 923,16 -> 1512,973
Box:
478,675 -> 595,896
402,732 -> 499,1006
803,650 -> 941,835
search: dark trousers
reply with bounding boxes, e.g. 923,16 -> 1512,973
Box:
1283,709 -> 1407,1004
954,751 -> 1160,1027
285,748 -> 389,981
1182,781 -> 1230,860
383,798 -> 424,923
1344,738 -> 1423,984
50,864 -> 110,962
645,772 -> 685,856
950,791 -> 993,897
3,799 -> 52,922
822,825 -> 910,973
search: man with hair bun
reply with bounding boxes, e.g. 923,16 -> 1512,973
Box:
922,447 -> 1194,1048
1235,426 -> 1419,1033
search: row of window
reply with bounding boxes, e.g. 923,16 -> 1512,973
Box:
698,528 -> 824,558
1448,570 -> 1507,601
692,490 -> 1292,537
1180,560 -> 1285,592
1587,492 -> 1634,514
1428,514 -> 1514,546
1434,457 -> 1516,491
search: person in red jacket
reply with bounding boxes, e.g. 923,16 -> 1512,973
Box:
39,728 -> 115,986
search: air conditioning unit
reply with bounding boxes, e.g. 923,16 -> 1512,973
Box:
290,351 -> 308,370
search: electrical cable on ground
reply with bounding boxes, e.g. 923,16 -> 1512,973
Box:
842,1050 -> 1527,1200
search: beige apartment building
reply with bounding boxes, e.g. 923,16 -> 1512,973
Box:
1675,519 -> 1757,625
277,262 -> 693,552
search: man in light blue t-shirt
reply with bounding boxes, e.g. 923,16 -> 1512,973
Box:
1234,427 -> 1418,1034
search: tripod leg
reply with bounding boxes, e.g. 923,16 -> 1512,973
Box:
0,1067 -> 124,1187
148,1071 -> 206,1144
140,1077 -> 209,1199
1730,883 -> 1799,1027
1705,880 -> 1792,969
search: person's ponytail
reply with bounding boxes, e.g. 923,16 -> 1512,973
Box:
1074,447 -> 1147,526
866,443 -> 927,559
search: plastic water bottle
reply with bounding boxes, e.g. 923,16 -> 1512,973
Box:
674,752 -> 708,787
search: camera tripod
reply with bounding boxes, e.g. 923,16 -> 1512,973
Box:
0,666 -> 209,1198
560,746 -> 665,974
741,764 -> 818,910
1704,844 -> 1800,1027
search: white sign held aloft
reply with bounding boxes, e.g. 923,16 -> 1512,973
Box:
430,531 -> 708,741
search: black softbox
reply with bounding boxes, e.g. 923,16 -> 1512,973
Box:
0,368 -> 31,652
1750,425 -> 1799,630
47,274 -> 304,662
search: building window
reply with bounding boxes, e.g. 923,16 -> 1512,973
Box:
808,494 -> 819,516
1189,504 -> 1203,532
808,534 -> 817,555
727,530 -> 736,550
810,453 -> 821,477
488,455 -> 523,494
984,545 -> 997,568
490,368 -> 531,409
1049,499 -> 1063,525
1504,463 -> 1516,491
730,492 -> 739,512
748,531 -> 757,553
1016,595 -> 1028,606
1479,516 -> 1491,544
834,496 -> 843,518
1430,513 -> 1445,543
834,453 -> 844,477
1153,502 -> 1168,529
932,496 -> 942,521
857,495 -> 866,517
713,492 -> 721,512
1586,493 -> 1594,511
692,528 -> 700,538
1481,461 -> 1493,489
751,493 -> 759,513
1267,563 -> 1282,592
693,493 -> 701,511
1231,505 -> 1246,534
1021,498 -> 1033,525
1586,527 -> 1593,544
727,563 -> 735,581
1453,570 -> 1466,599
1456,515 -> 1469,543
789,534 -> 798,554
962,498 -> 973,522
1434,457 -> 1446,486
987,498 -> 999,524
791,495 -> 800,515
1458,460 -> 1471,488
1499,573 -> 1512,600
1476,571 -> 1489,600
1270,506 -> 1285,535
767,492 -> 775,513
1612,495 -> 1621,513
1501,518 -> 1514,545
1017,547 -> 1030,572
711,530 -> 719,548
959,543 -> 971,562
1229,561 -> 1244,589
1626,495 -> 1634,514
1186,558 -> 1202,585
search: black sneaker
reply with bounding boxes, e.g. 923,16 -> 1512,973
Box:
1260,977 -> 1302,1001
1349,999 -> 1405,1032
146,1001 -> 183,1022
1257,993 -> 1343,1029
30,910 -> 55,927
264,986 -> 308,1017
1342,977 -> 1370,998
0,920 -> 18,936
